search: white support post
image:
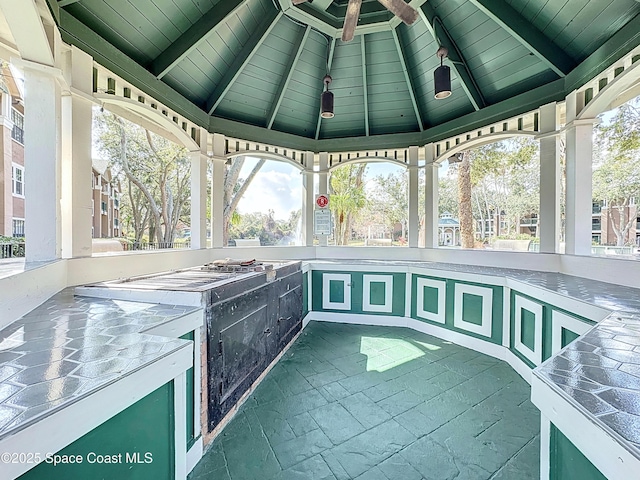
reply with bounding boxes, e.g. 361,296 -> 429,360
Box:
61,46 -> 93,259
190,128 -> 208,249
408,146 -> 419,248
318,152 -> 329,246
538,102 -> 561,254
21,61 -> 62,262
211,133 -> 225,249
424,143 -> 439,249
302,151 -> 314,246
565,90 -> 594,256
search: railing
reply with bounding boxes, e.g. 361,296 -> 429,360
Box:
0,243 -> 25,258
121,241 -> 191,251
520,218 -> 538,226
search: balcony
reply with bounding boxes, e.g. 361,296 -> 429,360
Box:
520,218 -> 538,226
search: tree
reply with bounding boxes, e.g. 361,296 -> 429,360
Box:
222,156 -> 266,244
457,151 -> 475,248
593,99 -> 640,246
94,112 -> 191,244
329,163 -> 367,245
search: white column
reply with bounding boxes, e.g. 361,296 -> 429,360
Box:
408,146 -> 419,248
565,90 -> 594,256
424,143 -> 439,248
318,152 -> 329,246
301,151 -> 314,246
21,62 -> 62,262
211,133 -> 225,248
538,102 -> 561,254
61,46 -> 93,258
190,129 -> 208,249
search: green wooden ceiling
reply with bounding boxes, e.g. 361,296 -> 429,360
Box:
53,0 -> 640,150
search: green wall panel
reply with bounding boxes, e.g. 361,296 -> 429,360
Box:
369,281 -> 387,306
19,382 -> 175,480
561,328 -> 581,349
461,293 -> 484,326
550,423 -> 606,480
520,308 -> 537,351
329,279 -> 345,303
422,285 -> 439,315
311,271 -> 405,316
410,274 -> 503,345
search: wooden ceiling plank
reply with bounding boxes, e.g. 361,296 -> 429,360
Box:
468,0 -> 575,77
151,0 -> 251,79
315,36 -> 337,139
361,34 -> 370,136
418,4 -> 486,111
267,25 -> 312,129
391,27 -> 424,131
206,11 -> 282,114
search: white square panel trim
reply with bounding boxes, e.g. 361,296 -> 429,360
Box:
416,277 -> 446,324
552,311 -> 592,355
322,273 -> 351,310
453,284 -> 493,337
362,274 -> 394,313
514,294 -> 543,366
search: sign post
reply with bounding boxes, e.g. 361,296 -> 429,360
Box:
314,194 -> 331,236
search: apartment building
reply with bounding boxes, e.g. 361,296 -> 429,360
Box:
0,64 -> 25,238
91,158 -> 121,238
592,200 -> 639,246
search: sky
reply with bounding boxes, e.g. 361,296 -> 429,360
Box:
236,158 -> 405,220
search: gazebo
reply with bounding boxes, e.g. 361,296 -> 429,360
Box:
1,1 -> 640,479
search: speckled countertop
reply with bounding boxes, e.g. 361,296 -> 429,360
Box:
310,259 -> 640,458
0,288 -> 199,441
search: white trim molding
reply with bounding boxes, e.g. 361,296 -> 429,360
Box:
362,274 -> 393,313
513,294 -> 544,366
322,273 -> 351,310
453,283 -> 493,338
416,277 -> 446,324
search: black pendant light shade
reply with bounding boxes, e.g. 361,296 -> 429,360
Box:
434,47 -> 451,99
321,74 -> 334,119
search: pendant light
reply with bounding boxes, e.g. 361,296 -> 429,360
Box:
321,74 -> 334,119
434,46 -> 451,99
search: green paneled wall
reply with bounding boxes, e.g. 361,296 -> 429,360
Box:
410,274 -> 503,345
311,271 -> 405,316
509,290 -> 594,368
550,423 -> 606,480
19,382 -> 175,480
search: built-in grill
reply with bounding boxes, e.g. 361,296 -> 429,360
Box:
75,260 -> 304,434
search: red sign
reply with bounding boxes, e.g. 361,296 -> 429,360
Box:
316,194 -> 329,209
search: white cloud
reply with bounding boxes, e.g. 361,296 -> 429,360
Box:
237,167 -> 302,220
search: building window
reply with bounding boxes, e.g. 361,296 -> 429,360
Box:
11,108 -> 24,144
12,219 -> 25,238
12,164 -> 24,197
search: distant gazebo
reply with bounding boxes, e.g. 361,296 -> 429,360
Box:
438,213 -> 460,246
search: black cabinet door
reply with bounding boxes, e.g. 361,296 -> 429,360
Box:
206,266 -> 303,431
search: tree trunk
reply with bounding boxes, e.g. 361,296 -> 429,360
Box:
458,152 -> 474,249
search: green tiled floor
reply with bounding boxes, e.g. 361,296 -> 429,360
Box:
189,321 -> 540,480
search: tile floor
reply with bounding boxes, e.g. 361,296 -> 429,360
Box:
190,321 -> 540,480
